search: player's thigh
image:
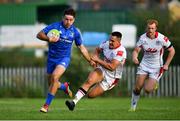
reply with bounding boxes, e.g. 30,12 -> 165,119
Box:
134,74 -> 147,89
82,68 -> 103,90
88,83 -> 104,98
87,68 -> 103,84
144,78 -> 157,93
51,65 -> 66,81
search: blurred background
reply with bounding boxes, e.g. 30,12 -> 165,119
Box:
0,0 -> 179,98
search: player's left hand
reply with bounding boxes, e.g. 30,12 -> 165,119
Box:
90,60 -> 97,68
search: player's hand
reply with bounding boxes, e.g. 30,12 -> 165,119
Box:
91,55 -> 99,62
163,64 -> 169,71
90,60 -> 97,68
48,36 -> 59,43
132,57 -> 139,65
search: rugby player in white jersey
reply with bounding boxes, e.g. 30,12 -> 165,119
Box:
65,31 -> 127,111
129,19 -> 175,111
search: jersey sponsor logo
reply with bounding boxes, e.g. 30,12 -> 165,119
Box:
117,51 -> 123,56
156,41 -> 161,45
59,38 -> 73,43
146,48 -> 157,53
59,35 -> 73,43
163,36 -> 169,43
64,39 -> 72,43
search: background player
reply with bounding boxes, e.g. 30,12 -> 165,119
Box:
36,8 -> 92,113
129,19 -> 175,111
65,31 -> 127,111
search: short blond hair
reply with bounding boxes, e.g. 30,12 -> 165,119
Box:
147,19 -> 158,27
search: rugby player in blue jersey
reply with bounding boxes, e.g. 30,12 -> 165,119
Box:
37,8 -> 92,113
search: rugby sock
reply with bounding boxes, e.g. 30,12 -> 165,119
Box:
73,87 -> 87,104
45,93 -> 55,106
59,83 -> 66,91
131,91 -> 140,109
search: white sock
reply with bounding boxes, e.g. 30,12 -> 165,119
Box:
131,91 -> 140,109
73,88 -> 86,104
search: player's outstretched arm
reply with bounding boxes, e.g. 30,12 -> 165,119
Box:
78,44 -> 91,63
91,54 -> 121,71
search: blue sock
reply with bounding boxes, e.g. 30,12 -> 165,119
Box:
59,83 -> 66,91
45,93 -> 55,105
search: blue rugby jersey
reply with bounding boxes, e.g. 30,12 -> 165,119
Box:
42,21 -> 82,59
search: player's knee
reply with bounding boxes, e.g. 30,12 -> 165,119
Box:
133,88 -> 141,95
87,93 -> 95,99
51,79 -> 60,87
144,84 -> 154,94
51,75 -> 59,83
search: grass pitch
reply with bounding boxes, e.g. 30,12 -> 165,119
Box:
0,97 -> 179,120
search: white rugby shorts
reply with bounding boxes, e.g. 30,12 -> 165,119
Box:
98,67 -> 119,91
137,64 -> 163,82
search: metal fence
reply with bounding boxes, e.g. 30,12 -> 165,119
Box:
0,67 -> 46,93
0,66 -> 179,97
123,66 -> 180,97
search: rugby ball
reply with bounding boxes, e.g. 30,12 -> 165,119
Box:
47,29 -> 60,38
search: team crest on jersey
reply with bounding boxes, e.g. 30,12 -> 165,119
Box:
110,53 -> 114,59
69,32 -> 74,38
59,31 -> 62,35
142,40 -> 148,45
156,41 -> 161,45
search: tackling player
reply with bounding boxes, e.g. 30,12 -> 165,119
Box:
36,8 -> 92,113
65,32 -> 127,111
129,19 -> 175,111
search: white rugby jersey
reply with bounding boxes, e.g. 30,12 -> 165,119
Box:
99,41 -> 127,78
136,32 -> 171,68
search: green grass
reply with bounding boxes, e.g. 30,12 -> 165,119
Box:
0,97 -> 179,120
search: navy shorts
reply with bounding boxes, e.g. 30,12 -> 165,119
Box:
47,57 -> 70,74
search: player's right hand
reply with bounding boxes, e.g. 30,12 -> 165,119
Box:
48,36 -> 59,43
